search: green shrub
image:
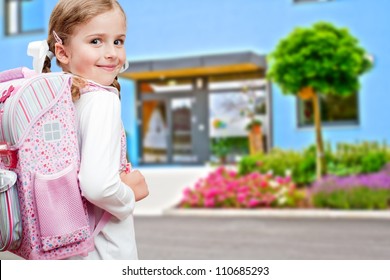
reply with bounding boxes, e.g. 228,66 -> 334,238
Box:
239,141 -> 390,186
312,187 -> 390,210
329,142 -> 390,175
360,152 -> 387,173
238,147 -> 316,186
211,137 -> 249,161
238,153 -> 262,175
296,145 -> 333,185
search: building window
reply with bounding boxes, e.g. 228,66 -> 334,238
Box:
4,0 -> 44,36
297,93 -> 359,127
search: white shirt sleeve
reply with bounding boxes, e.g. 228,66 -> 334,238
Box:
76,91 -> 135,221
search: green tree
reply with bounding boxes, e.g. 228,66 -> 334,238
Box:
267,22 -> 372,179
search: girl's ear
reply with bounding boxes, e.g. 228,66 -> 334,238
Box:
54,42 -> 69,65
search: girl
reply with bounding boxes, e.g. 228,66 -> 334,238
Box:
41,0 -> 148,259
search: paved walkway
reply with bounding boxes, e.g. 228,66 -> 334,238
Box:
135,214 -> 390,260
2,210 -> 390,260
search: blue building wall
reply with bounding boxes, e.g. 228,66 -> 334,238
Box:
122,0 -> 389,151
0,0 -> 389,165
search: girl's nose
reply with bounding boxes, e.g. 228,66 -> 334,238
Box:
104,45 -> 117,59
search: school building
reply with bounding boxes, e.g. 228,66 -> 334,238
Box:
0,0 -> 388,168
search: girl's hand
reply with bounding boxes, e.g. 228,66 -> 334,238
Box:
120,170 -> 149,202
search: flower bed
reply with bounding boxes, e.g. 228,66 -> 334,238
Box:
179,167 -> 305,209
310,166 -> 390,209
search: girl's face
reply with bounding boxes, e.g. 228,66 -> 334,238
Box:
58,8 -> 126,86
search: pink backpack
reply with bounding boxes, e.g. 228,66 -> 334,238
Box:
0,68 -> 112,259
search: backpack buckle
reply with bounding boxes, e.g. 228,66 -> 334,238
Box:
0,142 -> 18,169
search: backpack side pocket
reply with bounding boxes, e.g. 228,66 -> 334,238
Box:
33,164 -> 90,252
0,169 -> 22,251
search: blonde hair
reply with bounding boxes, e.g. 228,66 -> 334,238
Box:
43,0 -> 126,101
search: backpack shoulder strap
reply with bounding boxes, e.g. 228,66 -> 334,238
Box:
93,211 -> 112,237
0,67 -> 36,83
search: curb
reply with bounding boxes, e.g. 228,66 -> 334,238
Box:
163,208 -> 390,219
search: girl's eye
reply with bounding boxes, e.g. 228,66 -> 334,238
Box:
114,39 -> 124,46
90,39 -> 101,45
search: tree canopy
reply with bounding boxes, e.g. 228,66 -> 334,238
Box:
267,22 -> 372,96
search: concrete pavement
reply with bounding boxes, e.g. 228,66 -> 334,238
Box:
2,210 -> 390,260
134,215 -> 390,260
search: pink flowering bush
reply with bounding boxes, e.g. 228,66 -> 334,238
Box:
179,167 -> 306,208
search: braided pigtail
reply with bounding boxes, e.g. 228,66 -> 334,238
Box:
112,76 -> 121,99
42,56 -> 52,74
70,76 -> 88,102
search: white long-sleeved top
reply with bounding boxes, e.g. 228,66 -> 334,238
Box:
70,83 -> 137,260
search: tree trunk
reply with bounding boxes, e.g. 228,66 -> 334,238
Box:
248,124 -> 264,155
312,92 -> 326,179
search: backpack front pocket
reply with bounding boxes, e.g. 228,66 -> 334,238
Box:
34,164 -> 90,252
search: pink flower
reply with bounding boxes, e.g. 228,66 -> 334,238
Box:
248,198 -> 260,208
178,166 -> 302,209
204,197 -> 215,208
260,180 -> 268,188
237,192 -> 247,203
182,187 -> 192,196
204,187 -> 220,199
226,182 -> 237,191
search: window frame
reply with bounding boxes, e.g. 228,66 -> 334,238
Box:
4,0 -> 45,36
296,93 -> 360,128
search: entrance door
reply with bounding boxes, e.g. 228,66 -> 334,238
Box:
140,92 -> 208,165
171,97 -> 196,163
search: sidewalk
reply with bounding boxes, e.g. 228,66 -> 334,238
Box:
134,165 -> 215,215
2,208 -> 390,260
163,208 -> 390,219
134,215 -> 390,259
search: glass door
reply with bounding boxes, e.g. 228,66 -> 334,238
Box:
139,78 -> 209,165
140,95 -> 203,164
141,100 -> 168,163
171,97 -> 196,163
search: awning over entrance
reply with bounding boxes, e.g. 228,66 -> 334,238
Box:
120,51 -> 266,80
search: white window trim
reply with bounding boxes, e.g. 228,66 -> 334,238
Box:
6,1 -> 19,35
5,0 -> 45,36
